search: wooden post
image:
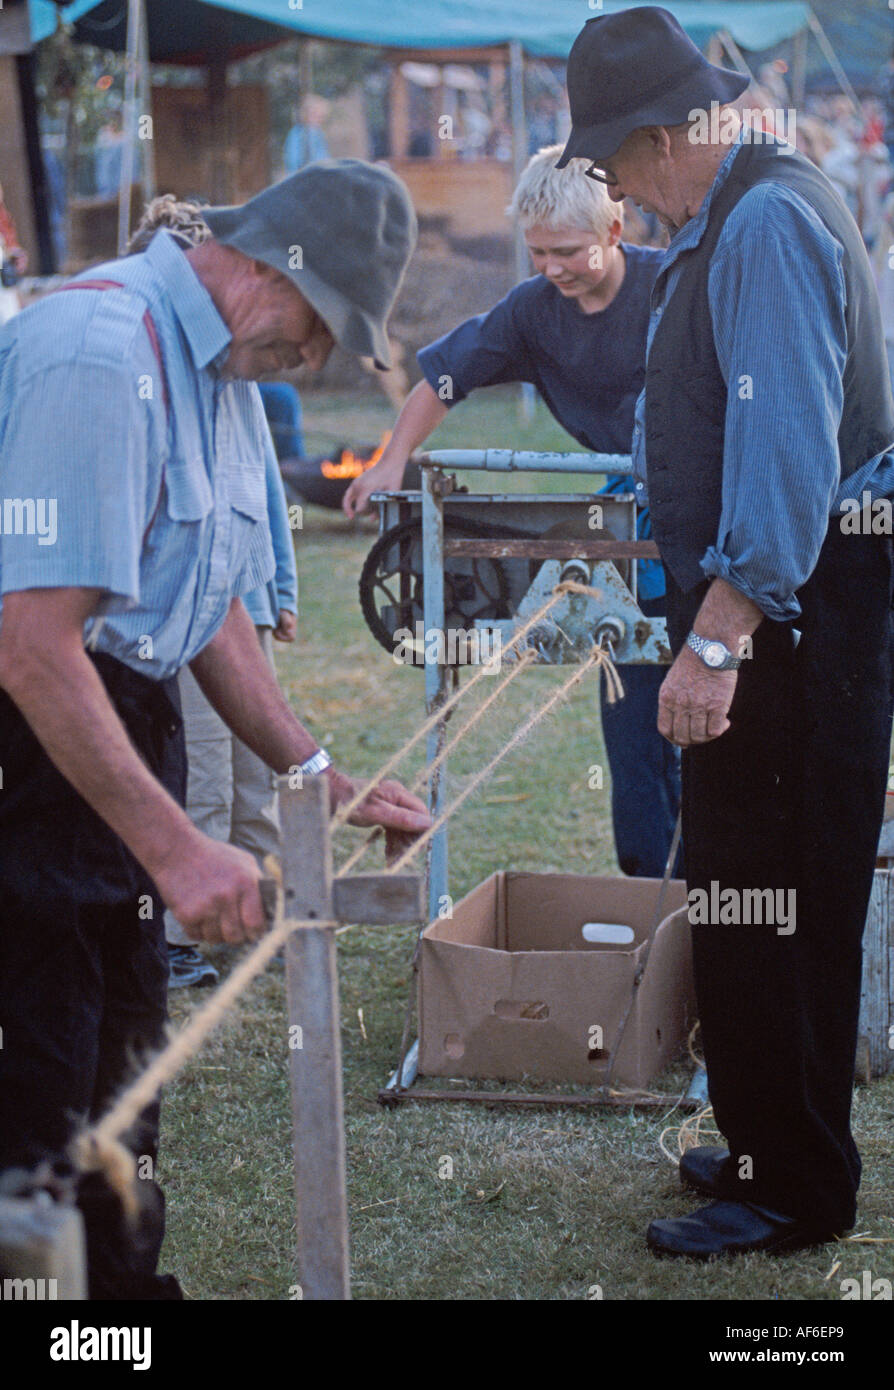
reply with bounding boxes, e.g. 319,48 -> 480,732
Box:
279,778 -> 350,1301
859,867 -> 894,1080
0,1197 -> 86,1299
117,0 -> 142,256
389,62 -> 410,159
207,55 -> 230,205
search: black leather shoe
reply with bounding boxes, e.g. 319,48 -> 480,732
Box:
679,1145 -> 733,1198
647,1200 -> 838,1259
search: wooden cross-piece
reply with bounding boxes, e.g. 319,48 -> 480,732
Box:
278,777 -> 424,1300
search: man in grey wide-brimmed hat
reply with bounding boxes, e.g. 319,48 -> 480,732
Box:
559,7 -> 894,1261
0,158 -> 429,1299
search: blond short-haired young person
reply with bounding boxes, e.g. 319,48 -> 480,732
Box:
344,145 -> 632,518
345,145 -> 682,882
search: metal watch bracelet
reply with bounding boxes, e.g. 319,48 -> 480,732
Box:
298,748 -> 332,777
686,631 -> 742,671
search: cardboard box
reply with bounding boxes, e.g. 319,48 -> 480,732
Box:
419,873 -> 694,1088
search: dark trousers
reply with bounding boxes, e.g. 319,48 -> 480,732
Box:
665,524 -> 894,1231
600,595 -> 684,878
0,654 -> 186,1299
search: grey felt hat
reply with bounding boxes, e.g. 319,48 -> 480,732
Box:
202,159 -> 417,371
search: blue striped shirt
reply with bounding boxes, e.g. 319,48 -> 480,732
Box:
242,445 -> 298,628
0,230 -> 275,677
632,129 -> 894,621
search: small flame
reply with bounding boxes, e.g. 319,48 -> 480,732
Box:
321,432 -> 391,479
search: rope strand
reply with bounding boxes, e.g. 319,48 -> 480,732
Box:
386,647 -> 608,875
329,588 -> 566,830
337,647 -> 538,876
70,599 -> 627,1209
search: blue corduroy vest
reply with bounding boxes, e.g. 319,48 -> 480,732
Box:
644,140 -> 894,593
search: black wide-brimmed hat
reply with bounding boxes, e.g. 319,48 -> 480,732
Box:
202,159 -> 416,371
557,6 -> 749,167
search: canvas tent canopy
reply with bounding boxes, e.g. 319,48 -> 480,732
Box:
31,0 -> 813,62
14,0 -> 867,274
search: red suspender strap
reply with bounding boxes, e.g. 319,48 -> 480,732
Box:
53,279 -> 170,415
53,278 -> 170,540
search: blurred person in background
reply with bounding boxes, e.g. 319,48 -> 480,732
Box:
0,179 -> 27,326
258,379 -> 306,462
95,110 -> 125,198
284,94 -> 330,174
880,43 -> 894,167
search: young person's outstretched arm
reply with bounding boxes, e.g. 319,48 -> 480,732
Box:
342,378 -> 448,517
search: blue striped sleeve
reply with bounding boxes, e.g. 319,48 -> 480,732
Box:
703,182 -> 847,621
0,356 -> 153,607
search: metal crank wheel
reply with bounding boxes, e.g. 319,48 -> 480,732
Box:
358,517 -> 530,663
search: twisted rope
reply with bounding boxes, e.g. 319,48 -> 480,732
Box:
338,647 -> 538,876
386,646 -> 609,876
73,877 -> 334,1217
329,587 -> 567,831
71,593 -> 628,1208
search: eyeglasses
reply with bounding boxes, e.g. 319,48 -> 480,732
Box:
584,161 -> 619,188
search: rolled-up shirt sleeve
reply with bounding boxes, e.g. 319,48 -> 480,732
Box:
0,357 -> 154,609
701,183 -> 847,621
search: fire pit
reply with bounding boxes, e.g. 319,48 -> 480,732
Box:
279,434 -> 422,510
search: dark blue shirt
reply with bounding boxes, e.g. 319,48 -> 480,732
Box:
417,242 -> 665,598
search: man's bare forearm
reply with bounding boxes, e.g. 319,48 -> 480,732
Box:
693,577 -> 764,650
190,598 -> 321,773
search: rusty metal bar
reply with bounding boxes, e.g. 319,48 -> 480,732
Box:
443,539 -> 660,560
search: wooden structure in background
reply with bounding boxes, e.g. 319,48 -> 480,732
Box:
0,54 -> 39,268
0,3 -> 52,275
152,83 -> 270,205
387,156 -> 513,240
384,46 -> 529,243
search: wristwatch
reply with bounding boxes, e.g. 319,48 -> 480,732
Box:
298,747 -> 332,777
686,631 -> 742,671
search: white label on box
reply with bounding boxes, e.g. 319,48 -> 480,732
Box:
581,922 -> 635,945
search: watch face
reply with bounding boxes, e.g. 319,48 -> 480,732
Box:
703,642 -> 727,668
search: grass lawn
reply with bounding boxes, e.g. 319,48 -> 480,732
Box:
160,386 -> 894,1301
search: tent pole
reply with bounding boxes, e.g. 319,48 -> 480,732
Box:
388,62 -> 409,159
792,27 -> 807,109
207,56 -> 229,204
13,52 -> 55,275
806,10 -> 860,116
509,38 -> 534,419
509,38 -> 527,282
117,0 -> 142,256
717,29 -> 755,82
137,0 -> 155,203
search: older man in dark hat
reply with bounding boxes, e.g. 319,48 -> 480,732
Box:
0,159 -> 429,1298
559,8 -> 894,1258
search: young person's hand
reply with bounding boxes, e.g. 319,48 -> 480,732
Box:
342,450 -> 407,518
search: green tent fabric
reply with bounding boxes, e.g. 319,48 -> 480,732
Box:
31,0 -> 811,62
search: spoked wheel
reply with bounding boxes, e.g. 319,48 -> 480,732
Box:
359,517 -> 526,662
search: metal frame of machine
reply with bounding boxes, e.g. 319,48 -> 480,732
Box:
361,449 -> 706,1107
